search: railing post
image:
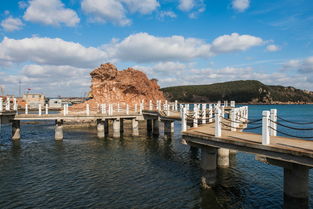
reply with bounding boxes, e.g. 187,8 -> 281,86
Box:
86,104 -> 90,116
38,104 -> 42,115
202,104 -> 206,124
182,107 -> 187,132
149,100 -> 152,110
230,101 -> 235,107
5,97 -> 10,111
13,98 -> 17,111
174,100 -> 178,111
117,103 -> 120,113
215,107 -> 221,137
63,104 -> 67,116
262,110 -> 270,145
139,103 -> 143,114
230,109 -> 236,131
134,104 -> 138,113
270,109 -> 277,136
208,104 -> 213,123
45,104 -> 48,115
25,104 -> 28,115
193,105 -> 198,128
217,101 -> 221,107
0,97 -> 3,112
126,104 -> 129,115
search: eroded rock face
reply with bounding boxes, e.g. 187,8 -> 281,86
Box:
72,63 -> 165,109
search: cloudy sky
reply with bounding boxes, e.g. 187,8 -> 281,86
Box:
0,0 -> 312,97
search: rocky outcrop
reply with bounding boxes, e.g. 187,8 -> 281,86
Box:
71,63 -> 165,110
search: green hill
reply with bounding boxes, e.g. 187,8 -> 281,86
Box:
161,80 -> 313,103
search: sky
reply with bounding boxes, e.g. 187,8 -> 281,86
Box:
0,0 -> 313,97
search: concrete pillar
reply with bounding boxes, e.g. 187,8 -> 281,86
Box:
200,147 -> 217,188
63,104 -> 67,116
104,119 -> 109,136
12,120 -> 21,140
147,119 -> 153,134
153,119 -> 159,136
164,120 -> 173,135
55,119 -> 63,140
217,148 -> 229,168
270,109 -> 277,136
25,104 -> 28,114
171,121 -> 174,133
262,110 -> 270,145
132,119 -> 139,136
284,164 -> 309,200
96,119 -> 105,139
113,119 -> 120,138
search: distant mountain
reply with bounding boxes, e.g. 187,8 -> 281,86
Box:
161,80 -> 313,104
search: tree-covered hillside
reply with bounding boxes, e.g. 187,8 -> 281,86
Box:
161,80 -> 313,103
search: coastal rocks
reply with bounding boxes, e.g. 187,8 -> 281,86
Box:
71,63 -> 165,110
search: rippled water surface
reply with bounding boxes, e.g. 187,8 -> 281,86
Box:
0,104 -> 313,208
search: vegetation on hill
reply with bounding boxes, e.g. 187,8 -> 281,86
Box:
161,80 -> 313,103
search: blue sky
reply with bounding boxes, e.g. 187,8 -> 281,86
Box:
0,0 -> 312,97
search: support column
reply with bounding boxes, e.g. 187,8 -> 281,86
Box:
132,119 -> 139,136
200,147 -> 217,188
104,119 -> 109,136
164,120 -> 173,135
113,119 -> 120,138
55,119 -> 63,140
96,119 -> 105,139
217,148 -> 229,168
284,164 -> 309,199
147,119 -> 153,134
152,119 -> 159,136
12,120 -> 21,140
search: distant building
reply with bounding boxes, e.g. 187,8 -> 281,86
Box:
23,94 -> 45,108
48,99 -> 62,108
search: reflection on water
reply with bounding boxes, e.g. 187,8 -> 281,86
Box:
0,105 -> 313,208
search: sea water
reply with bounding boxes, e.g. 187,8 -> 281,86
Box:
0,104 -> 312,208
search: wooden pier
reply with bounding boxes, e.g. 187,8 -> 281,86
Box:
1,97 -> 313,207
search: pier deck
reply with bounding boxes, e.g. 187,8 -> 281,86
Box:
183,123 -> 313,167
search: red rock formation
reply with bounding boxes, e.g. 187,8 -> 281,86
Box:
71,63 -> 165,110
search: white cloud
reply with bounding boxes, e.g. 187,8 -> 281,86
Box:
178,0 -> 195,11
107,33 -> 212,62
0,64 -> 90,97
0,37 -> 108,67
107,32 -> 263,63
18,1 -> 28,9
211,33 -> 263,53
1,17 -> 24,32
81,0 -> 159,26
24,0 -> 80,27
159,11 -> 177,19
284,56 -> 313,74
266,44 -> 280,52
123,0 -> 159,14
232,0 -> 250,12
